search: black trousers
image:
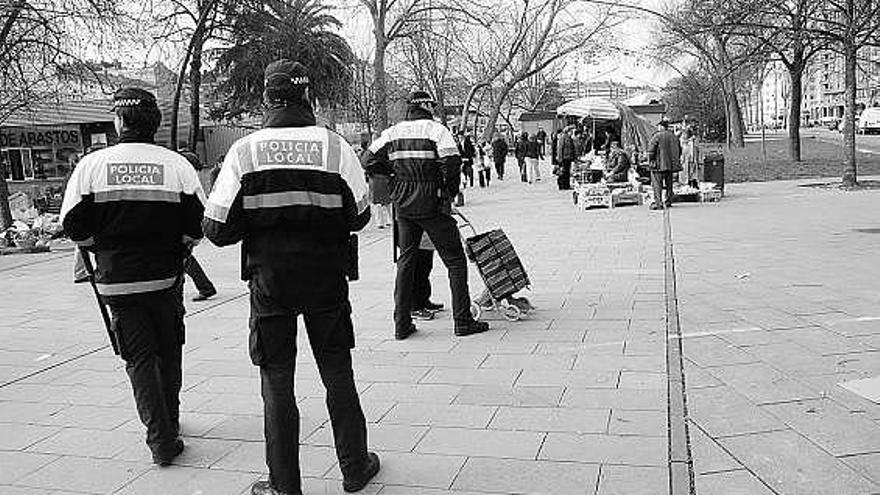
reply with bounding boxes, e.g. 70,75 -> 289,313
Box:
478,167 -> 491,187
413,249 -> 434,309
249,277 -> 368,494
557,159 -> 572,190
494,158 -> 505,179
395,214 -> 471,333
107,288 -> 184,455
517,157 -> 527,182
651,171 -> 675,206
184,255 -> 215,295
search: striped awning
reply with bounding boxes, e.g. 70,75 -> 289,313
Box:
556,97 -> 620,120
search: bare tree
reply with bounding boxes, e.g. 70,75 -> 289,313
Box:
474,0 -> 619,142
807,0 -> 880,186
0,0 -> 127,229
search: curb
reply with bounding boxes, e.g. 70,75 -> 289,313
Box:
663,208 -> 697,495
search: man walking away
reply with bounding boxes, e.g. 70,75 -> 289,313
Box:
61,87 -> 205,466
536,127 -> 547,160
365,90 -> 489,340
525,134 -> 540,183
203,60 -> 379,495
491,133 -> 508,180
647,120 -> 682,210
178,147 -> 218,301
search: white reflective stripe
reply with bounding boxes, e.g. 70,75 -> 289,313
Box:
204,201 -> 230,222
96,276 -> 178,296
94,189 -> 180,203
242,191 -> 343,209
389,150 -> 437,161
437,147 -> 459,158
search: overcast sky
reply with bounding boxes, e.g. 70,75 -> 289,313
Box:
337,0 -> 678,89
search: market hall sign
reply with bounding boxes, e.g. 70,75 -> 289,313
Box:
0,126 -> 82,148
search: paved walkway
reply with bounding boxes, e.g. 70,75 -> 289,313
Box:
0,163 -> 878,494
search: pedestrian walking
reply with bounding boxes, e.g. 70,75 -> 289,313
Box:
679,125 -> 699,187
491,133 -> 508,180
556,127 -> 576,190
525,134 -> 540,183
647,119 -> 682,210
364,90 -> 489,340
477,141 -> 492,187
360,134 -> 393,229
515,131 -> 529,182
60,87 -> 205,466
178,147 -> 217,301
460,134 -> 476,188
203,60 -> 379,495
536,127 -> 547,160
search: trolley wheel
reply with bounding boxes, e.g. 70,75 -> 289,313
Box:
470,301 -> 483,321
502,304 -> 523,321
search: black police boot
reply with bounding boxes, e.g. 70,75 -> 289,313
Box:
455,320 -> 490,337
343,452 -> 381,493
424,300 -> 445,311
152,438 -> 184,466
395,323 -> 417,340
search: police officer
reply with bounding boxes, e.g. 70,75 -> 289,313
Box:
60,87 -> 205,465
203,60 -> 378,495
365,91 -> 489,339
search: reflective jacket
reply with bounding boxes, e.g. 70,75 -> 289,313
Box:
202,106 -> 370,297
60,141 -> 205,296
363,108 -> 462,219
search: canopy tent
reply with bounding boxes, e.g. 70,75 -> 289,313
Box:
555,97 -> 620,120
555,97 -> 656,151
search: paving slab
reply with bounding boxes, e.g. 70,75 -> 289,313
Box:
759,398 -> 880,456
539,432 -> 666,466
13,456 -> 151,494
452,457 -> 599,494
719,429 -> 878,494
0,451 -> 58,484
114,465 -> 259,495
596,464 -> 667,495
694,470 -> 775,495
415,427 -> 544,459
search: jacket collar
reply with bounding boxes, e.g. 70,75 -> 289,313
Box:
117,129 -> 155,144
405,106 -> 433,121
263,104 -> 316,128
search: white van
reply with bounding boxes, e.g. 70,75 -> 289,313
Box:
857,107 -> 880,134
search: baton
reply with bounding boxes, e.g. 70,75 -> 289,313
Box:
79,248 -> 120,355
392,206 -> 399,263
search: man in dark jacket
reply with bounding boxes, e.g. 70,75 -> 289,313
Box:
604,140 -> 631,183
647,120 -> 682,209
556,127 -> 576,190
364,90 -> 489,340
60,87 -> 204,466
203,60 -> 379,495
177,147 -> 218,301
491,134 -> 508,180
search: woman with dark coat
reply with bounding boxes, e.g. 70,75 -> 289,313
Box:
460,135 -> 476,187
515,132 -> 529,182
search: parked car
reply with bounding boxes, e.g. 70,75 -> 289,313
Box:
857,107 -> 880,134
819,116 -> 841,131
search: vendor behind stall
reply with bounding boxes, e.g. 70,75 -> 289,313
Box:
604,140 -> 631,183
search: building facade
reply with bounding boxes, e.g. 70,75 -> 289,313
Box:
802,47 -> 880,122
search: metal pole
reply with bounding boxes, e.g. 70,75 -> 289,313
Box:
79,248 -> 119,355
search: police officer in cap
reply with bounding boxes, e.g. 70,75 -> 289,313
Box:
60,87 -> 206,465
364,90 -> 490,339
203,59 -> 378,495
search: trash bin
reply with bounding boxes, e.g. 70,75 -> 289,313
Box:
702,152 -> 725,195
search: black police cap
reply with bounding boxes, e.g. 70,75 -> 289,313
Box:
264,59 -> 310,88
407,90 -> 435,106
111,87 -> 158,111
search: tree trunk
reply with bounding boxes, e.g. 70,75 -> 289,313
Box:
481,84 -> 514,143
373,36 -> 389,131
725,78 -> 746,147
787,62 -> 804,162
842,30 -> 858,186
460,83 -> 488,136
187,36 -> 203,154
170,0 -> 216,150
0,0 -> 25,230
0,168 -> 12,230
